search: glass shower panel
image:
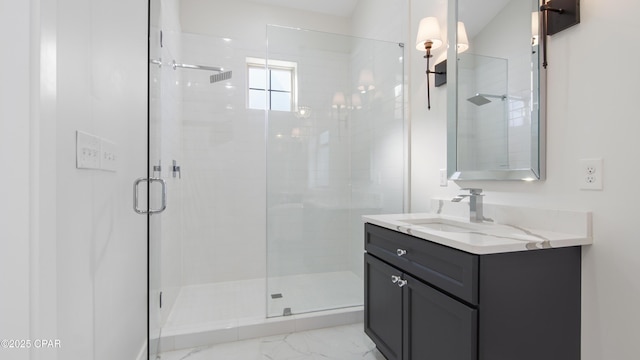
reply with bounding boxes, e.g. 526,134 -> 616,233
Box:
457,53 -> 509,171
266,26 -> 405,317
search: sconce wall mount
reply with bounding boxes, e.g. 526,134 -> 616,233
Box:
540,0 -> 580,68
541,0 -> 580,35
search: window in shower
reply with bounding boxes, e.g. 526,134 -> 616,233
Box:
247,58 -> 297,111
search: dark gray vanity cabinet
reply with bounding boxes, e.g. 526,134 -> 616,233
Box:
366,254 -> 477,360
364,223 -> 581,360
365,254 -> 403,360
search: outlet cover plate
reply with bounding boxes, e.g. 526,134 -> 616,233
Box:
440,169 -> 448,187
579,158 -> 603,190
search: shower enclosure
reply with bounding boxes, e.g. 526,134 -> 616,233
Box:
148,7 -> 405,355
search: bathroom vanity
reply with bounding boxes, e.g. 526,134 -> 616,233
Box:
363,211 -> 592,360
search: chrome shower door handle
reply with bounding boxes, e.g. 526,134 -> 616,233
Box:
133,177 -> 167,215
149,178 -> 167,214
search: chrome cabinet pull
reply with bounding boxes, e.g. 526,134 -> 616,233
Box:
397,279 -> 408,288
133,177 -> 167,215
391,275 -> 401,284
396,249 -> 407,257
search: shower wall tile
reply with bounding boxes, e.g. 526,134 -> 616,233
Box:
173,4 -> 406,291
179,33 -> 267,285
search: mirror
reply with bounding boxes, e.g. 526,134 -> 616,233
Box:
447,0 -> 545,181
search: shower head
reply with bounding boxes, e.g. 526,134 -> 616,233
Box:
466,93 -> 507,106
210,71 -> 232,83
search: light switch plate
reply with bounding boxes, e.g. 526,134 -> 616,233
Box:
100,138 -> 118,172
76,131 -> 101,170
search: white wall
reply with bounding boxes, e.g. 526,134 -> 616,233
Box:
0,2 -> 32,359
180,0 -> 351,40
2,0 -> 148,358
411,0 -> 640,358
54,0 -> 148,358
351,0 -> 409,43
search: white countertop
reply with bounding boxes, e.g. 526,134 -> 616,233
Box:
363,212 -> 593,255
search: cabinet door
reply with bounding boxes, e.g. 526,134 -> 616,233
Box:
404,274 -> 477,360
365,254 -> 403,360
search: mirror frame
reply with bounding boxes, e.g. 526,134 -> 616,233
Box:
446,0 -> 546,181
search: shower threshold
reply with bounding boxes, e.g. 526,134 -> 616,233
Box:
158,272 -> 363,353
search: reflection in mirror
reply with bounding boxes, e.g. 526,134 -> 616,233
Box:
447,0 -> 545,181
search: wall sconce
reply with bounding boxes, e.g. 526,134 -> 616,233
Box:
416,18 -> 469,110
416,17 -> 442,110
456,22 -> 469,53
539,0 -> 580,68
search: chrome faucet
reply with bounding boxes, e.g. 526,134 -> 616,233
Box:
452,188 -> 491,223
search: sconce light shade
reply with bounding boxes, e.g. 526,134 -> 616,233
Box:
531,12 -> 540,45
457,22 -> 469,53
415,17 -> 443,51
357,69 -> 375,93
351,93 -> 362,109
332,92 -> 346,109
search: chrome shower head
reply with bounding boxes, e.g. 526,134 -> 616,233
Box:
466,93 -> 506,106
210,71 -> 232,83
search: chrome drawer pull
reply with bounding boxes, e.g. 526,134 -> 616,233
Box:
396,249 -> 407,257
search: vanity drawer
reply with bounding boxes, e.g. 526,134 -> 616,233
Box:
365,223 -> 479,305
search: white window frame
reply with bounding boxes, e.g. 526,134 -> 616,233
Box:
246,57 -> 298,112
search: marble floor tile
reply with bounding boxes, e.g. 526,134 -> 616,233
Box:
159,323 -> 386,360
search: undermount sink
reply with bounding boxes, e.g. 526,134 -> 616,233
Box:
396,217 -> 483,232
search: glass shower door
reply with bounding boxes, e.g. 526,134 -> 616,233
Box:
266,26 -> 405,317
148,1 -> 162,357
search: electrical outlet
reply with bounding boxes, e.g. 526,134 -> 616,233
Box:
579,158 -> 603,190
440,169 -> 448,187
76,131 -> 101,170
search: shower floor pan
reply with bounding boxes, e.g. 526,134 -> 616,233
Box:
158,271 -> 364,353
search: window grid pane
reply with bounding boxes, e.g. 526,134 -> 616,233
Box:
270,91 -> 291,112
249,89 -> 267,110
270,69 -> 292,91
247,61 -> 294,111
248,67 -> 267,90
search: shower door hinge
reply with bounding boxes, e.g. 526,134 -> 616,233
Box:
159,291 -> 163,309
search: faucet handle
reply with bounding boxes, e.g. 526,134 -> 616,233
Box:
461,188 -> 483,195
